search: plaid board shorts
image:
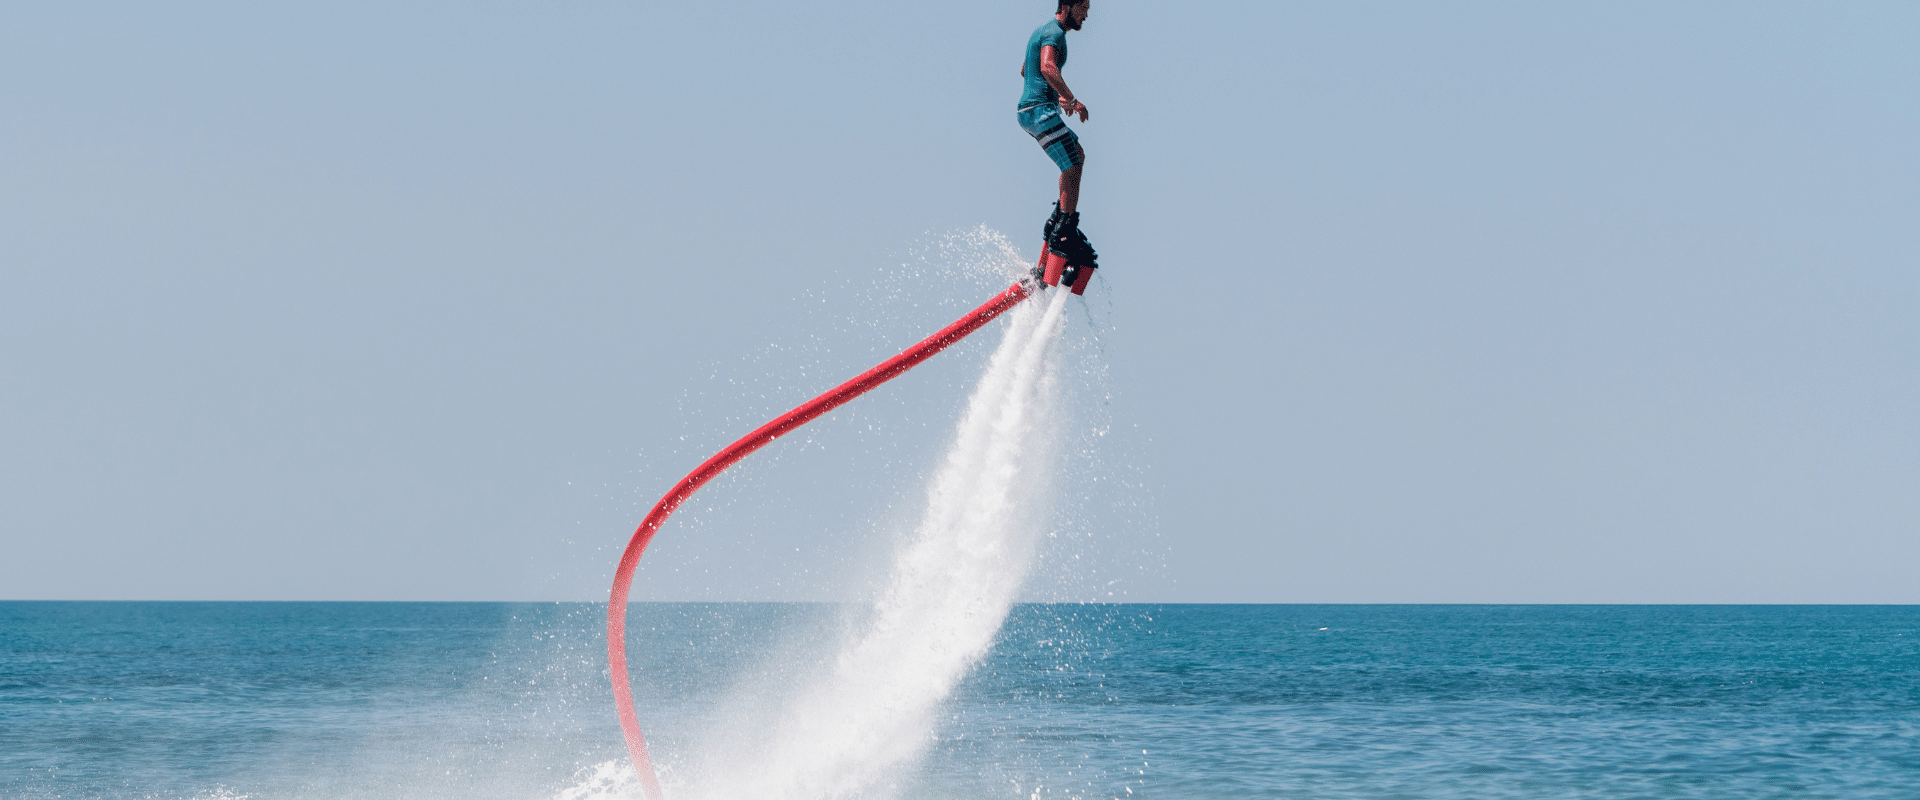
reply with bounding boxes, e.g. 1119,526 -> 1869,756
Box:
1017,103 -> 1083,171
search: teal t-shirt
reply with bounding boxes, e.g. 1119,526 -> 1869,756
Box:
1019,19 -> 1067,109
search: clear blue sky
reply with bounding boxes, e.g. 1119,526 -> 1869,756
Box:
3,1 -> 1915,602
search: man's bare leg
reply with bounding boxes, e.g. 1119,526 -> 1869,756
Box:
1058,163 -> 1082,215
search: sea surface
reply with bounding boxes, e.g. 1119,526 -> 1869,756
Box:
2,602 -> 1916,799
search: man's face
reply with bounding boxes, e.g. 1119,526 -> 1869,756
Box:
1064,0 -> 1090,30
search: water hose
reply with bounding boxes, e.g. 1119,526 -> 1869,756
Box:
608,281 -> 1035,799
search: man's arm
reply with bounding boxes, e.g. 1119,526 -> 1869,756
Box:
1039,45 -> 1088,122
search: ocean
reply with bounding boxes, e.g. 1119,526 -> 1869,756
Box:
2,602 -> 1915,799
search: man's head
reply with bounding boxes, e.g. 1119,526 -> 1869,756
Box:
1056,0 -> 1090,31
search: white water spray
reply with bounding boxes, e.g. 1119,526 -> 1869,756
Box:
663,287 -> 1073,800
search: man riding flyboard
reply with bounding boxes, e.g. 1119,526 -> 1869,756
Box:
1019,0 -> 1098,294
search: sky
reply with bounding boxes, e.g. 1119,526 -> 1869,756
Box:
2,1 -> 1915,603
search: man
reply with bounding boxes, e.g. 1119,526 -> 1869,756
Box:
1019,0 -> 1097,279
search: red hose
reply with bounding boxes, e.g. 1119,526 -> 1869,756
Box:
607,281 -> 1034,799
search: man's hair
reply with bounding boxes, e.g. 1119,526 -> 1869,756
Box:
1057,0 -> 1086,10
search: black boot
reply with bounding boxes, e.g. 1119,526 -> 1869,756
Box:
1048,210 -> 1082,258
1031,203 -> 1071,284
1042,202 -> 1069,244
1054,214 -> 1097,288
1068,220 -> 1097,267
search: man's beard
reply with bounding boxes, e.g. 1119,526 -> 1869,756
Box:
1063,15 -> 1082,31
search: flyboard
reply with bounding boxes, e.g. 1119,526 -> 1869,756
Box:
606,240 -> 1096,800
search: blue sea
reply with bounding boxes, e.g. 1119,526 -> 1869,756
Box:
3,602 -> 1916,799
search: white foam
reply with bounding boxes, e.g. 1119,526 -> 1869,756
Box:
185,790 -> 253,800
554,759 -> 645,800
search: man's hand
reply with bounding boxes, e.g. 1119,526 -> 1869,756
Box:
1065,98 -> 1089,122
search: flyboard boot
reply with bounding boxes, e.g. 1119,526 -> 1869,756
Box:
1053,212 -> 1098,295
1033,202 -> 1072,287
